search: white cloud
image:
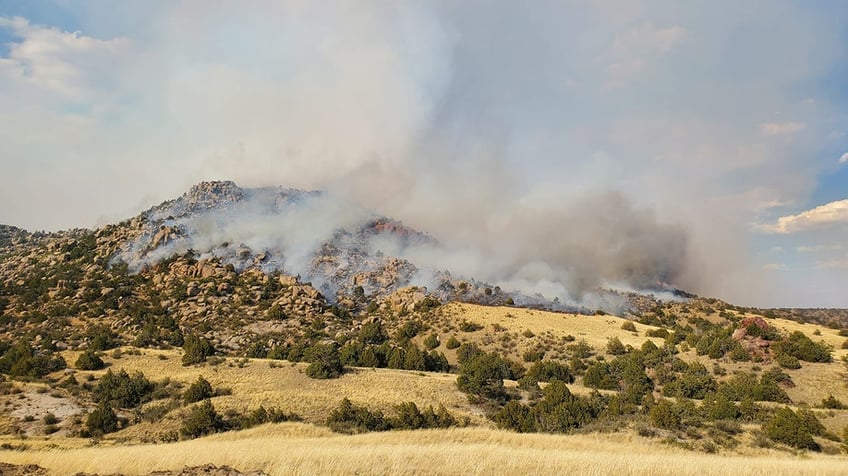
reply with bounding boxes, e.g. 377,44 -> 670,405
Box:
762,263 -> 788,271
0,16 -> 129,100
764,199 -> 848,234
761,122 -> 805,136
839,152 -> 848,163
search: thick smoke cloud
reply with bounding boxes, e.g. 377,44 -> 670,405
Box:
1,1 -> 846,305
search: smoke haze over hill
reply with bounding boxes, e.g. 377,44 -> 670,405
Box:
1,2 -> 848,306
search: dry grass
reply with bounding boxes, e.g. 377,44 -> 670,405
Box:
1,424 -> 846,476
59,348 -> 484,434
436,302 -> 663,353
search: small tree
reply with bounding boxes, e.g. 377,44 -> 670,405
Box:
183,376 -> 214,404
86,401 -> 118,435
606,337 -> 627,355
181,400 -> 224,439
764,407 -> 819,450
182,334 -> 214,366
75,350 -> 105,371
650,399 -> 681,430
305,342 -> 344,379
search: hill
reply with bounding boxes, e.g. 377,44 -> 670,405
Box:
1,181 -> 847,473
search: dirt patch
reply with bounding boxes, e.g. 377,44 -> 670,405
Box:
0,461 -> 48,475
8,391 -> 85,436
74,464 -> 267,476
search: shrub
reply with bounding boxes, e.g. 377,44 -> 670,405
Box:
75,351 -> 105,371
771,331 -> 832,363
459,321 -> 483,332
327,398 -> 388,433
775,353 -> 801,369
456,352 -> 512,401
424,333 -> 440,350
183,376 -> 214,404
621,321 -> 637,332
567,340 -> 593,359
646,328 -> 669,339
763,407 -> 819,450
0,342 -> 66,378
445,336 -> 461,349
86,402 -> 118,435
583,362 -> 617,390
93,369 -> 153,408
494,400 -> 536,432
359,320 -> 388,345
525,360 -> 574,384
395,321 -> 423,342
606,337 -> 627,355
650,399 -> 681,430
180,400 -> 224,439
266,304 -> 286,320
531,381 -> 600,433
305,343 -> 344,379
821,395 -> 846,410
182,334 -> 214,366
42,413 -> 59,425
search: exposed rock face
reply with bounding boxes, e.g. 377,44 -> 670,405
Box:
385,286 -> 429,312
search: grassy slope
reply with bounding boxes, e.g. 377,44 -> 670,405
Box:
2,423 -> 848,476
1,302 -> 847,474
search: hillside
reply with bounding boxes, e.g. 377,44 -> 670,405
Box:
1,182 -> 848,474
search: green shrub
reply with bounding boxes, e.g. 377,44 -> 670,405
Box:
531,381 -> 601,433
183,376 -> 214,404
305,342 -> 344,379
86,402 -> 118,435
0,342 -> 66,378
75,351 -> 104,371
359,321 -> 388,345
771,331 -> 832,363
182,334 -> 214,366
522,350 -> 544,362
620,321 -> 637,332
821,395 -> 846,410
93,369 -> 153,408
775,353 -> 801,369
327,398 -> 389,433
266,304 -> 286,320
606,337 -> 627,355
763,407 -> 819,450
42,412 -> 59,425
459,321 -> 483,332
445,336 -> 461,349
456,352 -> 512,401
646,328 -> 669,339
525,360 -> 574,384
494,400 -> 536,432
649,399 -> 681,430
181,400 -> 224,439
424,333 -> 440,350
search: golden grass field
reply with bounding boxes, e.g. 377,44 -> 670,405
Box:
2,423 -> 848,476
1,302 -> 847,474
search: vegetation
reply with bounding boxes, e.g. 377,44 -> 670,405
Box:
327,398 -> 456,434
182,376 -> 214,404
180,400 -> 225,439
75,350 -> 105,370
182,334 -> 214,366
86,401 -> 119,436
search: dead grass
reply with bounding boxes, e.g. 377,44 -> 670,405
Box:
436,302 -> 664,356
1,424 -> 846,476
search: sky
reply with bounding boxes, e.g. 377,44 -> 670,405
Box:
0,1 -> 847,308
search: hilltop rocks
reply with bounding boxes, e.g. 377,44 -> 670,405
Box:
384,286 -> 428,312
